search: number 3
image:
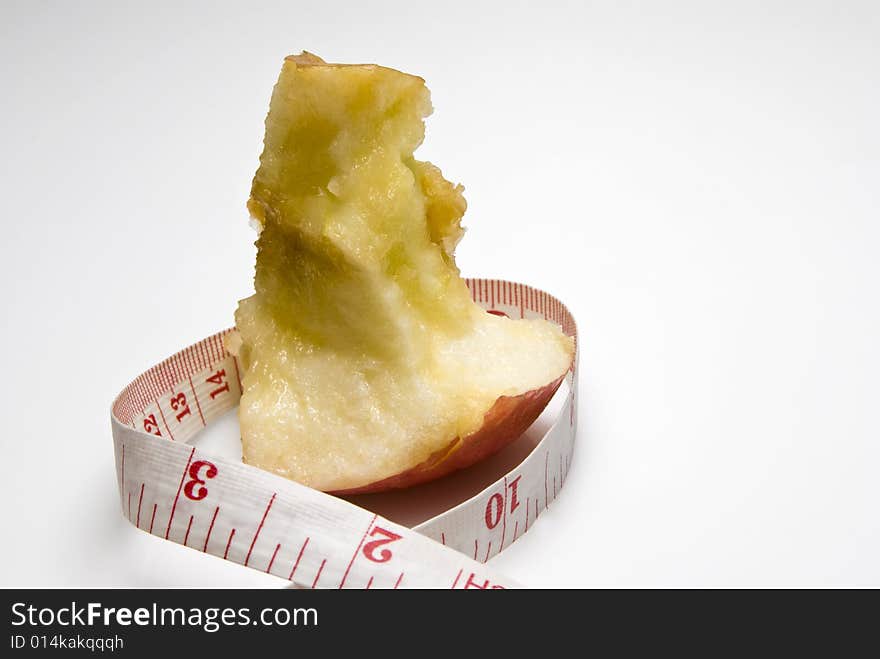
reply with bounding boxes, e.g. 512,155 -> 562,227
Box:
183,460 -> 218,501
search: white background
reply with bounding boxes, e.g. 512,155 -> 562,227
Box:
2,0 -> 878,587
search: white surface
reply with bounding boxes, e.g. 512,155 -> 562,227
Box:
2,0 -> 878,587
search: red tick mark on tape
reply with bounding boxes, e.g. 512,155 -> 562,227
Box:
288,537 -> 309,581
394,572 -> 404,589
149,504 -> 157,534
266,543 -> 281,574
136,483 -> 144,528
244,493 -> 276,567
231,356 -> 243,391
544,452 -> 549,511
183,515 -> 194,546
203,505 -> 219,552
500,476 -> 508,551
165,447 -> 196,540
451,569 -> 463,589
311,559 -> 326,589
339,513 -> 378,588
366,576 -> 373,589
223,529 -> 236,560
188,376 -> 206,425
156,404 -> 175,441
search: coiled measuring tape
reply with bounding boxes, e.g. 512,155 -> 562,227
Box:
110,279 -> 578,589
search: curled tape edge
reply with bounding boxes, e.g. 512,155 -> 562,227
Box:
110,279 -> 578,589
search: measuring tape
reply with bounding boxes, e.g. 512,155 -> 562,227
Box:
111,279 -> 578,588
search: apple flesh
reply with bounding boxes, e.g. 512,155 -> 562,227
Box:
228,53 -> 574,493
330,374 -> 566,495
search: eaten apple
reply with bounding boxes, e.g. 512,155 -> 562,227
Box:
227,53 -> 574,493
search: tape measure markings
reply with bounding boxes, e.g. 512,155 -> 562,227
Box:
111,279 -> 578,588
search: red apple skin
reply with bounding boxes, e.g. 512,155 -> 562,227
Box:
330,374 -> 566,495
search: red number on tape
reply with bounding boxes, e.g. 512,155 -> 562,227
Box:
170,392 -> 191,423
143,414 -> 162,436
465,573 -> 506,589
183,460 -> 218,501
362,526 -> 402,563
485,493 -> 504,530
206,369 -> 230,400
507,475 -> 521,514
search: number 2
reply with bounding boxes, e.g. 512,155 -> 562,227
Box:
362,526 -> 402,563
